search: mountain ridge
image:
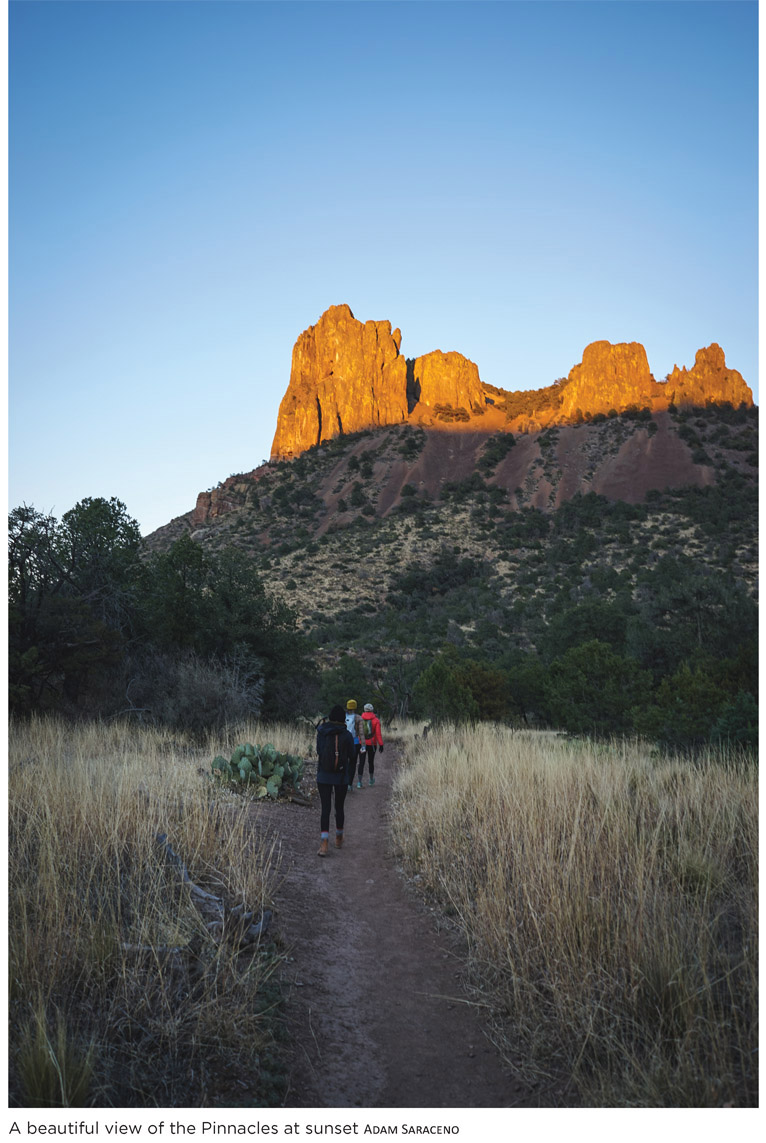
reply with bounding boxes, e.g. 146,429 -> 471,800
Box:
140,378 -> 757,736
269,304 -> 753,459
145,307 -> 755,542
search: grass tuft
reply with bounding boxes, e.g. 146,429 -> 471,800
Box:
18,1004 -> 97,1108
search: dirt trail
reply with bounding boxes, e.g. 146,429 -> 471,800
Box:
261,745 -> 535,1109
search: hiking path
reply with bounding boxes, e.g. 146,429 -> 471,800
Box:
254,744 -> 537,1109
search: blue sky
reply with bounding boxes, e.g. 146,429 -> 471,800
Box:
8,0 -> 758,537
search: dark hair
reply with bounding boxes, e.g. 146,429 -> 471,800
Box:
329,705 -> 345,723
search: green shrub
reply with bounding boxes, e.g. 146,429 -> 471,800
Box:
711,691 -> 758,748
478,432 -> 516,474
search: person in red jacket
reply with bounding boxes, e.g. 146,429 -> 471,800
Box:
358,703 -> 384,787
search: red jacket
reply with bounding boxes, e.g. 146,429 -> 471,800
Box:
361,712 -> 383,746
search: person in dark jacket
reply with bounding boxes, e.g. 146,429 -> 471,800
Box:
316,705 -> 355,856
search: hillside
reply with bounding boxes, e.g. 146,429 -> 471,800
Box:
150,405 -> 758,547
145,401 -> 758,726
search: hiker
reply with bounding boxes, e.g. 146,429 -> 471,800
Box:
345,699 -> 367,790
316,705 -> 355,856
358,703 -> 384,787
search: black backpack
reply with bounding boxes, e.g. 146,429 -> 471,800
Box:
318,730 -> 346,774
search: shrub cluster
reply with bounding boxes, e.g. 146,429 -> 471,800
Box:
433,402 -> 471,423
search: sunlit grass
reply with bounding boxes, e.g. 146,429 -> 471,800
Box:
390,726 -> 757,1107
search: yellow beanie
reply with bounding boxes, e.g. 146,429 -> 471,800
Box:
346,700 -> 357,711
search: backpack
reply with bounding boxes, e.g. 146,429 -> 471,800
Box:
362,714 -> 376,742
318,731 -> 346,774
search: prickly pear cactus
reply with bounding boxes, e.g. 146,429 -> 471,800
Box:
210,742 -> 306,800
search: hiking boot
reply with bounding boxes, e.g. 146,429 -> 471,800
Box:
356,780 -> 363,789
335,833 -> 344,849
369,777 -> 375,786
317,838 -> 329,857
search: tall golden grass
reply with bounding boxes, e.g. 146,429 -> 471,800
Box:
390,726 -> 758,1107
8,715 -> 310,1108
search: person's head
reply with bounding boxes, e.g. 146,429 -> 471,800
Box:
364,703 -> 374,712
346,699 -> 357,711
329,704 -> 345,723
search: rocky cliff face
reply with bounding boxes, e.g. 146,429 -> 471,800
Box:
270,305 -> 499,458
558,341 -> 655,422
410,350 -> 485,416
270,304 -> 408,460
664,343 -> 752,408
269,306 -> 754,459
553,340 -> 752,427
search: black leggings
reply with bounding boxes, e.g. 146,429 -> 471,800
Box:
357,745 -> 376,778
348,744 -> 362,784
318,782 -> 348,832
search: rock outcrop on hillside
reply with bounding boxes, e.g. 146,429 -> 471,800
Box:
268,306 -> 754,459
410,350 -> 485,416
558,341 -> 655,423
664,343 -> 752,408
191,467 -> 268,526
270,304 -> 408,460
550,340 -> 752,428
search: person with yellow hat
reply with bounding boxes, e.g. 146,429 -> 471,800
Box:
344,699 -> 366,791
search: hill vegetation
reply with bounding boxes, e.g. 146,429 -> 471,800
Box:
9,403 -> 758,750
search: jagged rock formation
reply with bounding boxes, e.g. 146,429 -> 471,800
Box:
665,343 -> 752,408
271,305 -> 495,458
270,304 -> 408,460
269,306 -> 753,460
534,340 -> 753,432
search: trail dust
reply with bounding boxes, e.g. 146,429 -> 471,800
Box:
256,745 -> 537,1109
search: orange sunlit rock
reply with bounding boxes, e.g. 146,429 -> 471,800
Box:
270,304 -> 408,459
269,307 -> 754,460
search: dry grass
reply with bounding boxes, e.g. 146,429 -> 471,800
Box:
8,715 -> 307,1107
390,726 -> 757,1107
